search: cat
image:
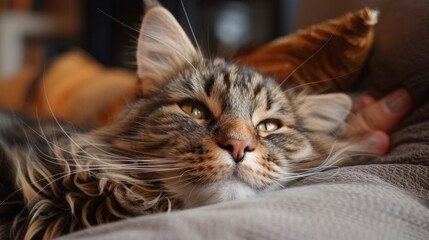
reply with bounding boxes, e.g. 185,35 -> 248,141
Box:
0,1 -> 369,240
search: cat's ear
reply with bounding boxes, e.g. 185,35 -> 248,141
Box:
297,93 -> 352,132
137,4 -> 197,95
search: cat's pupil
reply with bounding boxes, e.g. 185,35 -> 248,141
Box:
180,102 -> 205,119
192,108 -> 201,117
257,120 -> 280,132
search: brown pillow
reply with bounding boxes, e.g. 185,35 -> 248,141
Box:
0,50 -> 137,127
240,7 -> 378,93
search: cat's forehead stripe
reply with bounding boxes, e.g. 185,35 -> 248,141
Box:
266,89 -> 273,111
223,72 -> 231,89
204,75 -> 215,97
253,83 -> 263,97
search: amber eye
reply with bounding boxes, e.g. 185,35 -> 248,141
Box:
180,101 -> 207,119
257,120 -> 281,132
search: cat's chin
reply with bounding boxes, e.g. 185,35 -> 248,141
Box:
176,178 -> 258,208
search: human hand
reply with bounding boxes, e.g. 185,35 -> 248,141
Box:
347,88 -> 413,155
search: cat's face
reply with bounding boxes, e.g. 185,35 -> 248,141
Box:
96,3 -> 352,207
113,58 -> 317,206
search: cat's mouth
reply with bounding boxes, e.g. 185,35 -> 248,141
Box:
170,151 -> 280,208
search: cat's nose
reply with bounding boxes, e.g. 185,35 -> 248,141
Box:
221,139 -> 255,163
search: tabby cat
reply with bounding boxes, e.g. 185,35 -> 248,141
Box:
0,2 -> 368,239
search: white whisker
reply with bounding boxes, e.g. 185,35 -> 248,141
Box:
180,0 -> 201,52
276,32 -> 335,92
283,69 -> 359,95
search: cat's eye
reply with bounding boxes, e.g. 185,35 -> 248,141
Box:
257,120 -> 281,132
180,101 -> 207,119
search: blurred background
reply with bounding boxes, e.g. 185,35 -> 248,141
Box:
0,0 -> 300,78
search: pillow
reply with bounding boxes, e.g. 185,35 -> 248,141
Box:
240,7 -> 378,93
0,51 -> 136,127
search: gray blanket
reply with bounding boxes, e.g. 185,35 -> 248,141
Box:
61,102 -> 429,240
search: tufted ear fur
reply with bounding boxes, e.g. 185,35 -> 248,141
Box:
137,3 -> 197,95
297,93 -> 352,132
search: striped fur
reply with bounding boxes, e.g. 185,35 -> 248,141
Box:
0,2 -> 369,240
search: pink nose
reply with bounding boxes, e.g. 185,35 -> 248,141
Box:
221,139 -> 255,163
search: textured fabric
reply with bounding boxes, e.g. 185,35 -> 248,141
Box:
60,166 -> 429,240
61,103 -> 429,240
